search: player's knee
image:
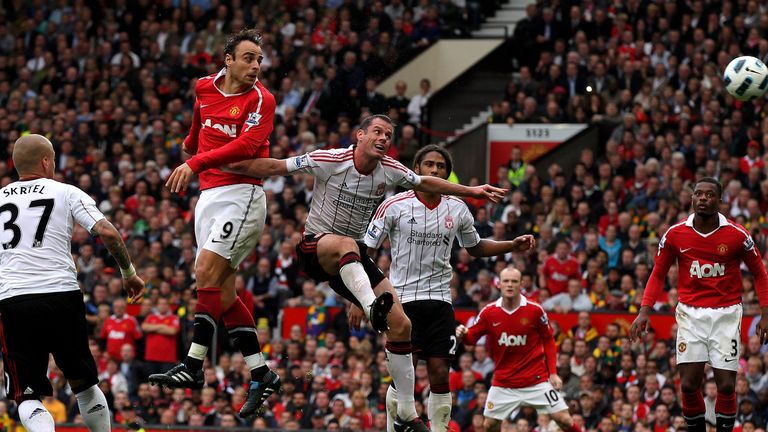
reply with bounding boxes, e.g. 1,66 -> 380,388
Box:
680,378 -> 701,394
194,260 -> 215,286
387,308 -> 411,338
552,411 -> 573,428
195,253 -> 229,287
335,237 -> 361,258
717,381 -> 735,395
428,360 -> 451,387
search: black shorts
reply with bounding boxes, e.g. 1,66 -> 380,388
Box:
403,300 -> 458,359
297,234 -> 385,308
0,290 -> 98,402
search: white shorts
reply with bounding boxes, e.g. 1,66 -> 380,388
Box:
195,184 -> 266,269
484,382 -> 569,420
676,302 -> 742,371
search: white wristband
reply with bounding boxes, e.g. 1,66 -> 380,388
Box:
121,264 -> 136,279
286,154 -> 309,173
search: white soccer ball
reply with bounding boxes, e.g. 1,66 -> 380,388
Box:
724,55 -> 768,101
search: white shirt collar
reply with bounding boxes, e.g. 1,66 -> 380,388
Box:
213,68 -> 258,97
684,212 -> 728,237
684,212 -> 728,228
496,295 -> 527,313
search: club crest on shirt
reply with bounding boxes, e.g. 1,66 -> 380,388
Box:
487,402 -> 494,410
445,215 -> 454,229
520,317 -> 529,325
678,342 -> 686,353
230,106 -> 240,117
375,183 -> 385,196
717,243 -> 728,255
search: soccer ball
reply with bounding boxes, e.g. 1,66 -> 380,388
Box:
724,55 -> 768,101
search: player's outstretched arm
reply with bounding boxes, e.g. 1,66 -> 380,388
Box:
219,158 -> 290,178
414,176 -> 507,203
466,235 -> 536,257
92,219 -> 146,303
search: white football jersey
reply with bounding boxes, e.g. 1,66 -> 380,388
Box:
0,178 -> 105,300
364,191 -> 480,303
289,148 -> 421,240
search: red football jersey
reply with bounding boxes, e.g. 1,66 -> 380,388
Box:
464,297 -> 557,389
642,213 -> 768,309
542,255 -> 580,295
184,69 -> 276,190
100,314 -> 142,360
143,312 -> 180,363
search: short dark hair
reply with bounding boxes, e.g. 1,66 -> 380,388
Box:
412,144 -> 453,179
694,177 -> 723,197
359,114 -> 394,132
223,29 -> 263,60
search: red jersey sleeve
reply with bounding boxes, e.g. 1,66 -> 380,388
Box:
183,100 -> 201,155
186,90 -> 276,173
740,230 -> 768,307
535,307 -> 557,375
465,308 -> 489,345
641,229 -> 677,308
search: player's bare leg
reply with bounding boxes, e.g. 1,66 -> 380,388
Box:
316,234 -> 394,332
679,362 -> 708,432
551,410 -> 582,432
713,368 -> 737,432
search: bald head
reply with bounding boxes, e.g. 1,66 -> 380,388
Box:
13,134 -> 55,177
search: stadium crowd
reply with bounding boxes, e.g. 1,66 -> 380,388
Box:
1,0 -> 768,431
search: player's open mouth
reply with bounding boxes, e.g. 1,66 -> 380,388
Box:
374,144 -> 386,152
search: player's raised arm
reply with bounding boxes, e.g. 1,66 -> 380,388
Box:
91,219 -> 146,303
414,175 -> 507,203
630,233 -> 676,341
218,157 -> 291,179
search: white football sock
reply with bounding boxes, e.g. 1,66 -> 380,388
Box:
339,261 -> 377,319
386,350 -> 417,421
386,385 -> 398,432
76,385 -> 111,432
428,392 -> 453,432
18,400 -> 55,432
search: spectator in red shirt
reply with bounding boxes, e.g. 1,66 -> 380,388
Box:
141,297 -> 180,375
541,240 -> 581,296
100,297 -> 143,360
740,141 -> 765,175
